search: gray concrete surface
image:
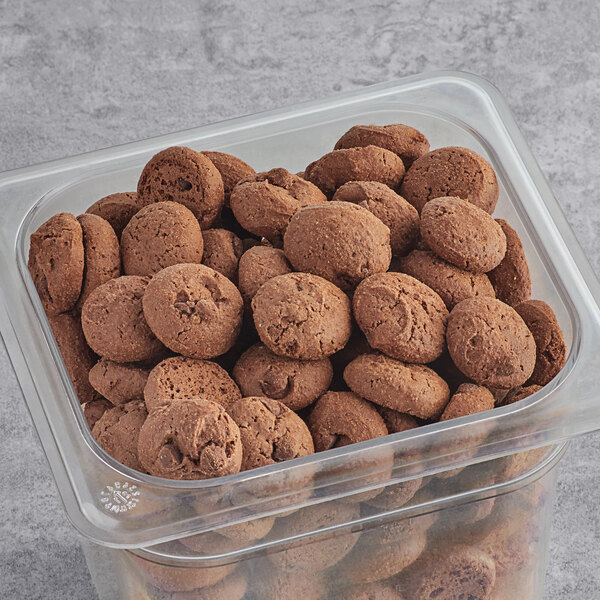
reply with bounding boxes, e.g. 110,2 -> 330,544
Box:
1,0 -> 599,598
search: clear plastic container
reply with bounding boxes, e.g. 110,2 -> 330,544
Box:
2,71 -> 600,599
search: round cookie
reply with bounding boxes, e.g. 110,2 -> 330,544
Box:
137,398 -> 242,480
92,400 -> 148,471
201,228 -> 243,280
514,300 -> 566,386
83,397 -> 113,430
48,312 -> 97,404
304,145 -> 405,199
121,201 -> 204,276
308,391 -> 388,452
145,569 -> 247,600
251,272 -> 352,360
400,146 -> 499,214
283,201 -> 391,291
229,167 -> 326,243
353,272 -> 448,363
89,358 -> 150,406
420,197 -> 507,273
332,181 -> 420,256
488,219 -> 532,306
446,297 -> 536,389
344,354 -> 450,420
81,276 -> 166,363
334,123 -> 430,168
228,396 -> 314,470
137,146 -> 225,229
500,384 -> 543,406
144,356 -> 241,413
28,212 -> 84,316
237,246 -> 292,304
232,343 -> 333,411
86,192 -> 145,239
142,264 -> 243,359
378,407 -> 420,434
76,213 -> 121,310
440,383 -> 495,421
201,150 -> 255,205
398,249 -> 496,309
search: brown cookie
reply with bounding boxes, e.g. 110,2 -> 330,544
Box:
137,398 -> 242,479
344,353 -> 450,419
137,146 -> 225,229
28,213 -> 84,316
145,569 -> 248,600
228,396 -> 314,470
144,356 -> 241,413
514,300 -> 567,386
488,219 -> 532,306
76,213 -> 121,310
398,249 -> 496,309
251,272 -> 352,360
48,312 -> 97,404
232,343 -> 333,411
283,201 -> 392,291
500,384 -> 543,406
83,397 -> 112,430
89,358 -> 150,406
400,146 -> 499,214
332,181 -> 420,256
378,407 -> 420,434
81,276 -> 166,363
420,197 -> 507,273
201,228 -> 243,280
447,297 -> 536,389
304,145 -> 405,199
440,383 -> 495,421
334,123 -> 430,168
92,400 -> 148,471
229,167 -> 326,243
142,264 -> 243,359
237,246 -> 293,305
353,272 -> 448,363
86,192 -> 145,239
121,201 -> 204,277
201,150 -> 255,206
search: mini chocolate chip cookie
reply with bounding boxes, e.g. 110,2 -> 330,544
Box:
500,384 -> 543,406
378,407 -> 420,434
440,383 -> 495,421
201,228 -> 243,281
86,192 -> 145,238
237,246 -> 292,305
89,358 -> 150,406
201,150 -> 256,206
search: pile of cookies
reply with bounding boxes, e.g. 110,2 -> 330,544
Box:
28,123 -> 567,482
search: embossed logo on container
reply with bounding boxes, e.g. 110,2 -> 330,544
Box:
100,481 -> 140,513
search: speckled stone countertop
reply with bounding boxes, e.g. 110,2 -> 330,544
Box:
1,1 -> 599,598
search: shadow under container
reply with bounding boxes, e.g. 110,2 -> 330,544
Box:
2,72 -> 600,599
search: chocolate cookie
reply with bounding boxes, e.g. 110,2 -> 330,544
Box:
400,146 -> 499,214
28,213 -> 84,316
398,249 -> 496,309
228,397 -> 314,470
232,343 -> 333,411
378,407 -> 420,434
283,201 -> 391,291
92,400 -> 148,471
142,264 -> 243,359
488,219 -> 532,306
251,272 -> 352,360
83,397 -> 112,430
304,145 -> 405,199
137,146 -> 225,229
500,384 -> 543,406
48,312 -> 97,404
144,356 -> 241,413
237,246 -> 292,304
332,181 -> 419,256
86,192 -> 145,239
514,300 -> 567,386
447,297 -> 536,389
440,383 -> 495,421
353,272 -> 448,363
201,228 -> 243,280
137,398 -> 242,479
121,201 -> 204,276
344,354 -> 450,419
81,276 -> 165,363
201,150 -> 255,206
76,213 -> 121,310
420,197 -> 507,273
145,569 -> 247,600
334,124 -> 430,168
89,358 -> 150,406
229,167 -> 326,243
